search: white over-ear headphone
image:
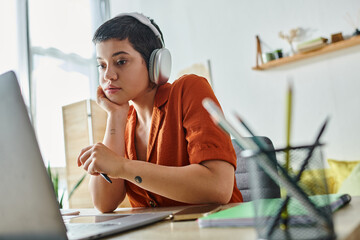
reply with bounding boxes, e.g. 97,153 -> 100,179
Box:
117,12 -> 172,85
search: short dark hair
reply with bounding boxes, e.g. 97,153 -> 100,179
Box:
92,15 -> 164,70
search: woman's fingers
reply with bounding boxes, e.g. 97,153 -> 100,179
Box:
96,85 -> 130,114
96,86 -> 112,108
79,143 -> 105,174
78,142 -> 121,177
87,160 -> 98,175
82,151 -> 95,171
77,145 -> 93,166
96,86 -> 106,105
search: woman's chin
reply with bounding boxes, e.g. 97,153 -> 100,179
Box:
107,96 -> 127,105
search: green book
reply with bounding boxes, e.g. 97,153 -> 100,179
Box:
198,194 -> 351,228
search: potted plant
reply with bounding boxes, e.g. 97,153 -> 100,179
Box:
47,163 -> 86,208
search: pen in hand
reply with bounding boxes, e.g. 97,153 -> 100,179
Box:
78,157 -> 112,183
101,173 -> 112,183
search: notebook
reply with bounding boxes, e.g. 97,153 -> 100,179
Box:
198,193 -> 351,228
0,71 -> 171,239
170,204 -> 222,221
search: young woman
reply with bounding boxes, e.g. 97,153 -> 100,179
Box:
77,12 -> 242,212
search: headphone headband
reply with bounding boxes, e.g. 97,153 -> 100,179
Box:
116,12 -> 171,85
117,12 -> 164,47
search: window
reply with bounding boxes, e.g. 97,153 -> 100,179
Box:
27,0 -> 108,167
1,0 -> 109,168
0,2 -> 20,82
0,1 -> 33,113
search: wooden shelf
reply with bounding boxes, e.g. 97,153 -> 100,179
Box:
252,35 -> 360,70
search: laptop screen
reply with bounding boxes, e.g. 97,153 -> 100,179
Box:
0,71 -> 68,239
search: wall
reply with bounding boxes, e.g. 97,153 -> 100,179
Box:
109,0 -> 360,161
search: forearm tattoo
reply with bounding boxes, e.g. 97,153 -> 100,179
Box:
134,176 -> 142,184
110,128 -> 116,135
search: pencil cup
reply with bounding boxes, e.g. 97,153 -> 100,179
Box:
243,143 -> 335,240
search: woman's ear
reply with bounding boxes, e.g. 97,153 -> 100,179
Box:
148,79 -> 157,90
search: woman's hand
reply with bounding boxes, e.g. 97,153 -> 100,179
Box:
77,142 -> 125,178
97,86 -> 129,115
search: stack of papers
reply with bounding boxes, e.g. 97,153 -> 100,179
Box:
297,37 -> 328,53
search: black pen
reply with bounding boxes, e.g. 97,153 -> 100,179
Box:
101,173 -> 112,183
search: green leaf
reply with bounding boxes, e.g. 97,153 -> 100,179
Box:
47,163 -> 52,182
47,162 -> 86,208
59,190 -> 65,209
54,172 -> 59,199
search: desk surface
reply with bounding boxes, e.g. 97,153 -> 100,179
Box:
73,196 -> 360,240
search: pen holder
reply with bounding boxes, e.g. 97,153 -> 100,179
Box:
243,143 -> 335,240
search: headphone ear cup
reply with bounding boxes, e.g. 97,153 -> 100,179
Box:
148,48 -> 171,85
148,49 -> 158,84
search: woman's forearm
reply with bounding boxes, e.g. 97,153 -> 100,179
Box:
89,112 -> 128,212
119,159 -> 235,204
102,111 -> 127,156
89,176 -> 125,212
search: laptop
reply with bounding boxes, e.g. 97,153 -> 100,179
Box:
0,71 -> 171,240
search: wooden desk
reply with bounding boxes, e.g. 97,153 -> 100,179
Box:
74,196 -> 360,240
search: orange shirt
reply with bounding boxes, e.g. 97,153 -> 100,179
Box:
124,74 -> 243,207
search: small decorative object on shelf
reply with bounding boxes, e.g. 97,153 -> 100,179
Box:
255,35 -> 264,68
344,11 -> 360,36
262,50 -> 283,63
263,52 -> 275,63
273,49 -> 283,59
354,28 -> 360,36
279,28 -> 300,55
331,33 -> 344,43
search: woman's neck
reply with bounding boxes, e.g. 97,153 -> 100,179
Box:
132,86 -> 158,126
